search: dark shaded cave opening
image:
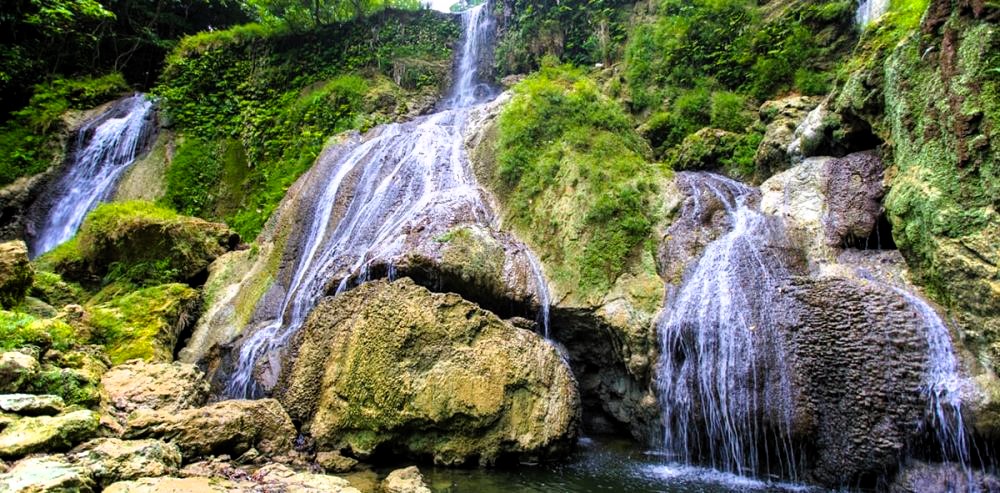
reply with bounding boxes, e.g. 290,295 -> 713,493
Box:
841,211 -> 898,250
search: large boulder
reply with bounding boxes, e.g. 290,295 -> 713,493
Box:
123,399 -> 295,460
37,201 -> 239,285
276,278 -> 580,466
0,455 -> 95,493
100,361 -> 209,429
0,241 -> 32,308
68,438 -> 181,488
103,463 -> 362,493
0,410 -> 99,458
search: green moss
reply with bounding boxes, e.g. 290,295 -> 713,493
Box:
0,311 -> 75,353
26,367 -> 100,407
39,200 -> 236,287
28,271 -> 85,309
495,64 -> 661,298
86,283 -> 199,364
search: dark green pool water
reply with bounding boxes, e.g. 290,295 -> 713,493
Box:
409,437 -> 820,493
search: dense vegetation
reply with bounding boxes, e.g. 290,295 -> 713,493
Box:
153,10 -> 459,238
493,61 -> 661,297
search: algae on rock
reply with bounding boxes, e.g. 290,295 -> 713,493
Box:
276,278 -> 580,466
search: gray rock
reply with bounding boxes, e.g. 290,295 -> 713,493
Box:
68,438 -> 181,488
0,353 -> 39,393
100,360 -> 209,431
0,455 -> 95,493
0,394 -> 64,416
383,466 -> 431,493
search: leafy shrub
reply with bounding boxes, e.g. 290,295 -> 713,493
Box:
710,91 -> 751,132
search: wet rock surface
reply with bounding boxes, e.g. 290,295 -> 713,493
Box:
276,278 -> 579,466
783,277 -> 930,486
383,466 -> 431,493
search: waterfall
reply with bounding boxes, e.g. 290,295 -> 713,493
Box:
29,94 -> 154,257
225,3 -> 553,397
656,172 -> 799,480
893,288 -> 974,471
855,0 -> 889,27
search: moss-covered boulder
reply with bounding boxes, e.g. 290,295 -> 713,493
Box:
754,96 -> 823,177
38,201 -> 239,286
0,241 -> 32,309
276,278 -> 580,466
834,2 -> 1000,374
87,284 -> 200,365
673,127 -> 742,172
0,409 -> 99,458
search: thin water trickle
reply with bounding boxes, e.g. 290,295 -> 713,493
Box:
225,4 -> 554,397
30,94 -> 154,257
656,172 -> 799,481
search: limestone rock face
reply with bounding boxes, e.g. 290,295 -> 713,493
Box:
277,278 -> 580,465
382,466 -> 431,493
68,438 -> 181,487
0,241 -> 33,309
100,360 -> 209,430
0,455 -> 95,493
104,477 -> 239,493
754,96 -> 823,177
0,410 -> 99,458
103,463 -> 362,493
0,352 -> 40,393
123,399 -> 295,460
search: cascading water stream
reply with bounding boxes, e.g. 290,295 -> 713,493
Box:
30,94 -> 154,257
855,0 -> 889,27
225,4 -> 553,397
656,172 -> 799,480
891,287 -> 975,478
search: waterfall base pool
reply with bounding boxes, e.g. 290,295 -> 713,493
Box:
347,437 -> 818,493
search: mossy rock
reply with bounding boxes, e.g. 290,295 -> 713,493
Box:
86,283 -> 200,365
276,278 -> 580,466
0,241 -> 33,309
37,201 -> 239,286
0,310 -> 76,354
672,127 -> 742,172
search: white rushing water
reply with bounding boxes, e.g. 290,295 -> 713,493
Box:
893,287 -> 974,471
855,0 -> 890,27
226,3 -> 552,397
656,172 -> 799,480
30,94 -> 154,257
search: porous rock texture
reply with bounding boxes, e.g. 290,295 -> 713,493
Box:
276,278 -> 580,466
123,398 -> 295,460
782,277 -> 929,486
100,360 -> 210,431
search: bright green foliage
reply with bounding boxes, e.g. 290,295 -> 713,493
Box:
495,64 -> 660,296
624,0 -> 856,110
245,0 -> 422,28
0,74 -> 129,186
155,10 -> 458,238
0,311 -> 75,353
